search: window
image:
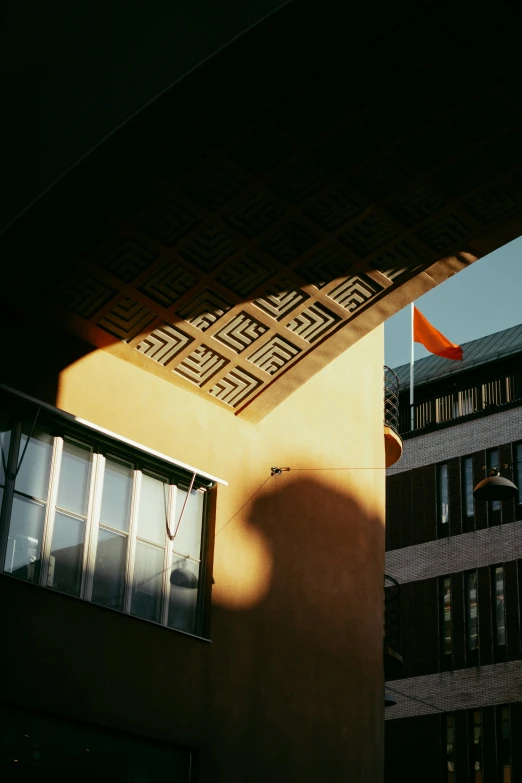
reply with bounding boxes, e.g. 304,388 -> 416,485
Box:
487,448 -> 501,513
441,576 -> 452,657
445,713 -> 455,782
0,402 -> 211,636
466,570 -> 479,652
470,709 -> 483,782
497,705 -> 512,782
515,443 -> 522,505
462,456 -> 474,525
493,566 -> 506,647
438,464 -> 449,529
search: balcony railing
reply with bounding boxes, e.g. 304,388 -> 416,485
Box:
398,371 -> 522,435
384,366 -> 400,435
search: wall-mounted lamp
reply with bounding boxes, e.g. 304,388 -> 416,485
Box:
473,466 -> 518,502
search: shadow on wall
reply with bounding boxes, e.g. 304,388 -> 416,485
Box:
0,303 -> 98,408
204,474 -> 385,782
0,474 -> 385,783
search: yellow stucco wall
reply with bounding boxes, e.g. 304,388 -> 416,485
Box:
1,323 -> 385,782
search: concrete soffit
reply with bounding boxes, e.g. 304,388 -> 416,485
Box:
3,3 -> 522,421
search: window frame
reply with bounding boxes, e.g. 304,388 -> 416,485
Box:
0,399 -> 213,638
469,708 -> 484,782
440,575 -> 452,669
465,569 -> 479,665
437,462 -> 450,537
515,441 -> 522,510
461,454 -> 474,531
445,713 -> 456,782
496,704 -> 512,782
486,447 -> 501,518
492,564 -> 507,656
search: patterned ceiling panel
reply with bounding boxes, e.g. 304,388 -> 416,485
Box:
3,4 -> 522,419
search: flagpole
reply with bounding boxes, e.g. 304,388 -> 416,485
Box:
410,303 -> 415,431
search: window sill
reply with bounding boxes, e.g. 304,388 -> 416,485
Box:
0,571 -> 212,644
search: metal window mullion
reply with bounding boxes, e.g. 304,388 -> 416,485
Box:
82,452 -> 105,601
124,468 -> 141,614
161,483 -> 177,627
40,436 -> 63,588
0,420 -> 22,572
194,488 -> 210,637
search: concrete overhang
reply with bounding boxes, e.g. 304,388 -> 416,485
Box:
2,1 -> 521,421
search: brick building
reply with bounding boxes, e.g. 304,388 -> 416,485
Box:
385,323 -> 522,782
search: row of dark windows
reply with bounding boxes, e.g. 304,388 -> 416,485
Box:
441,567 -> 508,670
437,444 -> 522,536
445,706 -> 512,783
385,442 -> 522,553
385,703 -> 522,783
390,562 -> 522,680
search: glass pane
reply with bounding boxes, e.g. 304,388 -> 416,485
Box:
4,495 -> 45,581
168,558 -> 199,634
464,457 -> 474,518
446,714 -> 455,777
0,414 -> 11,487
49,511 -> 85,596
56,440 -> 92,516
515,443 -> 522,504
92,528 -> 127,610
131,541 -> 164,623
439,464 -> 449,525
137,474 -> 168,545
495,567 -> 506,646
500,706 -> 512,774
100,459 -> 132,532
15,429 -> 53,500
472,710 -> 483,778
443,577 -> 452,655
172,488 -> 204,561
467,571 -> 478,650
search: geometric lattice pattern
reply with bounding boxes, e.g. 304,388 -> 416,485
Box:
209,367 -> 263,408
248,336 -> 300,375
55,277 -> 115,319
216,255 -> 276,297
286,303 -> 341,343
136,324 -> 193,367
327,275 -> 381,312
139,263 -> 198,308
12,4 -> 522,417
174,345 -> 227,386
176,289 -> 232,332
254,282 -> 309,321
98,298 -> 155,342
99,240 -> 156,283
213,312 -> 268,353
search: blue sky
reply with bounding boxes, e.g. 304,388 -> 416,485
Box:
384,236 -> 522,370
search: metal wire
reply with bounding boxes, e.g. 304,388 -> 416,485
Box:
15,406 -> 41,477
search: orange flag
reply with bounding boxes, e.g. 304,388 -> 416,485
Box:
413,306 -> 463,360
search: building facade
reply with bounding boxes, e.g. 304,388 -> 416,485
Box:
3,2 -> 522,779
385,324 -> 522,782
